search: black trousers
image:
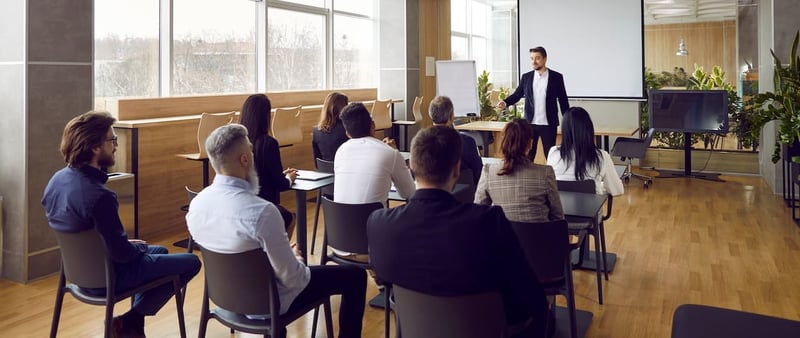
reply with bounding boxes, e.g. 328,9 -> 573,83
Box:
529,124 -> 557,162
286,265 -> 367,338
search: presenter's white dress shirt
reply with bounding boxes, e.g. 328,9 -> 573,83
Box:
532,69 -> 550,125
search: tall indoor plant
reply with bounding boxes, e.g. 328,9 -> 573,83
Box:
750,31 -> 800,163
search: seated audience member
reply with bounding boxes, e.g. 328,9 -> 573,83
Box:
239,94 -> 298,235
42,111 -> 201,338
186,124 -> 366,338
312,92 -> 349,162
475,119 -> 564,223
546,107 -> 624,196
334,102 -> 415,205
367,126 -> 550,338
428,95 -> 483,184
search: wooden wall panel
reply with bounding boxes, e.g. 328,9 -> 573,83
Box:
645,21 -> 738,87
418,0 -> 451,128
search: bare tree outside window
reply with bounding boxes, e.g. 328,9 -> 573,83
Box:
267,8 -> 325,90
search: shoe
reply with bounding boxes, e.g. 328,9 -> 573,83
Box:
110,316 -> 146,338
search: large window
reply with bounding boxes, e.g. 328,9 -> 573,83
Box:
94,0 -> 159,99
267,8 -> 325,90
93,0 -> 377,98
451,0 -> 517,89
173,0 -> 257,95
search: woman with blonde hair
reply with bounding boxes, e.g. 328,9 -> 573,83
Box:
475,118 -> 564,223
312,92 -> 349,161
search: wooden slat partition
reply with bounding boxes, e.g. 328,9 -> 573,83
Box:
110,88 -> 379,239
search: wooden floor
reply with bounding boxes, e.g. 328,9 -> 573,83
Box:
2,169 -> 800,337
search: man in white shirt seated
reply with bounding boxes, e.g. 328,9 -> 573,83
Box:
334,102 -> 416,206
186,124 -> 366,338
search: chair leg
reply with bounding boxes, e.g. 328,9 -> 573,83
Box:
311,193 -> 322,255
311,305 -> 320,338
564,268 -> 578,338
104,298 -> 115,338
324,300 -> 334,338
198,287 -> 210,338
384,286 -> 391,338
599,221 -> 609,281
187,235 -> 194,254
593,230 -> 603,305
49,272 -> 67,338
173,278 -> 187,338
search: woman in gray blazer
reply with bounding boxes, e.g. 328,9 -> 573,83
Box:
474,119 -> 564,223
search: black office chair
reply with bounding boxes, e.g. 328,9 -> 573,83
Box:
197,248 -> 334,338
511,220 -> 583,338
452,168 -> 477,204
611,128 -> 655,188
316,196 -> 391,338
556,180 -> 613,305
671,304 -> 800,338
392,285 -> 505,338
50,229 -> 186,338
310,158 -> 335,255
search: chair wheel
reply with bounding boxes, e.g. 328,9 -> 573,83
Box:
643,181 -> 650,189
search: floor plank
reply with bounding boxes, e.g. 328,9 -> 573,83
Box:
3,169 -> 800,337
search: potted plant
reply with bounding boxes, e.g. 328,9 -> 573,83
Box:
750,31 -> 800,164
477,71 -> 519,121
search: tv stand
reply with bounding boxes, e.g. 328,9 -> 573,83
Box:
655,132 -> 724,182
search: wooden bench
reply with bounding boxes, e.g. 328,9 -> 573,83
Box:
103,88 -> 381,239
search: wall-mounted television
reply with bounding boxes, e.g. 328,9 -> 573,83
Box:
648,89 -> 729,134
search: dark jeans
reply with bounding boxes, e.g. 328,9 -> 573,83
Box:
286,265 -> 367,338
114,245 -> 201,316
529,124 -> 557,161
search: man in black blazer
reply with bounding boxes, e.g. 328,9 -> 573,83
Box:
499,46 -> 569,161
367,126 -> 549,338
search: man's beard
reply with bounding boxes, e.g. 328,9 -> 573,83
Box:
247,161 -> 260,196
98,150 -> 115,169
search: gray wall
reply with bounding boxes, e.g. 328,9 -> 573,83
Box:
0,0 -> 94,282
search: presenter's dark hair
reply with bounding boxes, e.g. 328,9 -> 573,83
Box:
411,126 -> 462,186
340,102 -> 373,138
318,92 -> 348,133
558,107 -> 601,181
428,96 -> 454,124
499,119 -> 533,176
529,46 -> 547,57
239,94 -> 272,144
61,111 -> 116,168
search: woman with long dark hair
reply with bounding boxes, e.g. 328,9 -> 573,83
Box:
312,92 -> 349,161
239,94 -> 297,233
474,118 -> 564,223
546,107 -> 624,196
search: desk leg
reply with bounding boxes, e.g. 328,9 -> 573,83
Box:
603,135 -> 610,152
295,190 -> 308,262
131,128 -> 139,239
202,160 -> 210,187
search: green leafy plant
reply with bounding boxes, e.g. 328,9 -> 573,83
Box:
750,31 -> 800,163
686,65 -> 744,149
477,70 -> 495,120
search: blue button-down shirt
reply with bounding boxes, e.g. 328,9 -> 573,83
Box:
42,166 -> 146,263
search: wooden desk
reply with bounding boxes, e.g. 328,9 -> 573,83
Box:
291,173 -> 334,263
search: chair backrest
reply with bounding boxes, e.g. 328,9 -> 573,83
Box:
510,220 -> 571,284
557,179 -> 595,194
643,128 -> 655,149
53,230 -> 110,289
392,285 -> 506,338
452,169 -> 477,203
411,96 -> 424,122
197,112 -> 235,158
320,196 -> 382,255
315,158 -> 335,197
185,186 -> 199,204
200,248 -> 279,316
271,106 -> 303,146
371,99 -> 393,130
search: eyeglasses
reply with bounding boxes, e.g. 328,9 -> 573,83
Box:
106,136 -> 119,146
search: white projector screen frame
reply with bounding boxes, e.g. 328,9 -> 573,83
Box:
435,60 -> 481,117
518,0 -> 645,99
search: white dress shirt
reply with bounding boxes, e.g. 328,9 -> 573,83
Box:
333,136 -> 416,206
532,69 -> 549,125
546,146 -> 625,196
186,175 -> 310,314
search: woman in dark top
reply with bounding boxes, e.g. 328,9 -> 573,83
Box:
239,94 -> 297,234
312,92 -> 349,162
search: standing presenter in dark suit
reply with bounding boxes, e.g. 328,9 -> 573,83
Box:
498,46 -> 569,161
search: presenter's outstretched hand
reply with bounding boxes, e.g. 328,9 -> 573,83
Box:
496,101 -> 507,109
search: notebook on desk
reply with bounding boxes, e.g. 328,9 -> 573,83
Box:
295,170 -> 333,181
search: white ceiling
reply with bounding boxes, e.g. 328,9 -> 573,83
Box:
644,0 -> 746,25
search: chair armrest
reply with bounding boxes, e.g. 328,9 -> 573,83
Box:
602,194 -> 613,222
